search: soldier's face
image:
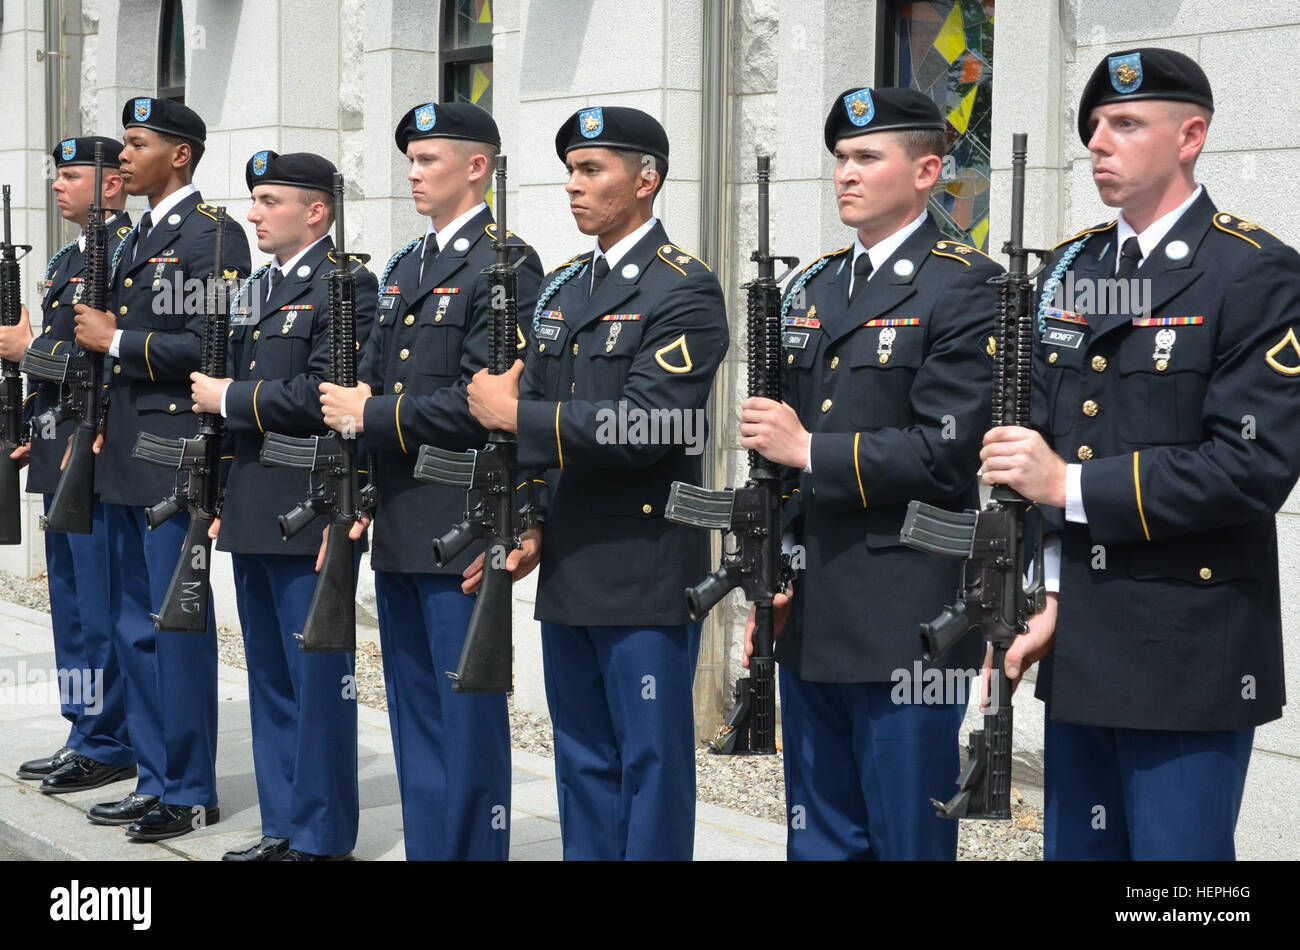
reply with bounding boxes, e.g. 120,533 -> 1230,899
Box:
832,132 -> 931,243
50,166 -> 95,224
248,184 -> 313,259
563,147 -> 643,242
1085,100 -> 1199,209
406,139 -> 474,220
118,128 -> 177,196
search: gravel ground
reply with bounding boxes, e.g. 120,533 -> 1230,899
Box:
5,569 -> 1043,859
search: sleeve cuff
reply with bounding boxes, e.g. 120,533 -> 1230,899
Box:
1065,463 -> 1088,523
802,433 -> 814,474
1041,534 -> 1061,594
108,329 -> 123,358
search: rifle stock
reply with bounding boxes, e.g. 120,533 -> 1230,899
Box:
664,155 -> 798,755
898,132 -> 1049,820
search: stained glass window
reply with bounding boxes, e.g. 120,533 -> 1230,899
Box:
883,0 -> 994,250
442,0 -> 493,114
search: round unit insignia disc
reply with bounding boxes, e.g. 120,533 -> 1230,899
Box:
296,265 -> 311,278
453,237 -> 469,253
893,258 -> 914,277
621,263 -> 639,280
167,213 -> 181,226
1164,240 -> 1189,261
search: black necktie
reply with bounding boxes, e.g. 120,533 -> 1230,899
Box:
849,253 -> 873,302
132,211 -> 153,262
268,267 -> 283,300
420,235 -> 440,282
1117,236 -> 1143,278
590,256 -> 610,298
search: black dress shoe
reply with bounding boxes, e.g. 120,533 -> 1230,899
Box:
222,836 -> 289,862
40,753 -> 137,794
282,849 -> 355,861
17,746 -> 74,779
87,792 -> 160,826
125,802 -> 220,842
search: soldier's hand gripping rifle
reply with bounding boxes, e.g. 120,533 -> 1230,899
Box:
0,184 -> 33,543
898,133 -> 1049,819
412,154 -> 532,694
663,155 -> 798,755
129,207 -> 232,633
260,172 -> 373,653
23,146 -> 107,536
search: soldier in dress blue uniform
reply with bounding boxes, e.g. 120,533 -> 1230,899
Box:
6,137 -> 135,794
319,102 -> 543,860
189,151 -> 375,861
738,89 -> 999,860
982,48 -> 1300,860
72,98 -> 250,841
466,106 -> 730,860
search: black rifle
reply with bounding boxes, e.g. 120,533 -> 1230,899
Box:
898,133 -> 1049,819
662,155 -> 798,755
130,207 -> 232,633
260,172 -> 372,653
0,184 -> 33,543
413,154 -> 532,694
23,146 -> 107,536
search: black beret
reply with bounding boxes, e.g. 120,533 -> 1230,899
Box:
1078,48 -> 1214,145
52,136 -> 123,169
824,87 -> 945,152
554,106 -> 669,164
245,150 -> 336,192
121,97 -> 206,145
394,101 -> 501,152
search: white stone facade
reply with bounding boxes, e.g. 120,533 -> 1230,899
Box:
0,0 -> 1295,856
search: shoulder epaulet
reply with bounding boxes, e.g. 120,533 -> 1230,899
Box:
115,225 -> 132,240
554,252 -> 588,271
1211,212 -> 1279,249
1051,221 -> 1115,252
779,247 -> 850,323
931,239 -> 996,266
327,250 -> 373,273
798,246 -> 851,279
196,202 -> 220,221
657,243 -> 712,276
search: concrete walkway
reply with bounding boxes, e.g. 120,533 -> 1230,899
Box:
0,599 -> 784,861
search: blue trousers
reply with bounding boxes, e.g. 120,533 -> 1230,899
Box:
104,503 -> 217,807
779,671 -> 966,860
375,571 -> 510,860
43,496 -> 133,767
1044,714 -> 1254,860
232,553 -> 358,855
540,621 -> 702,861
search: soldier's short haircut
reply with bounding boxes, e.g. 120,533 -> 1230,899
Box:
297,187 -> 336,228
618,151 -> 668,200
896,129 -> 948,163
159,132 -> 205,175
